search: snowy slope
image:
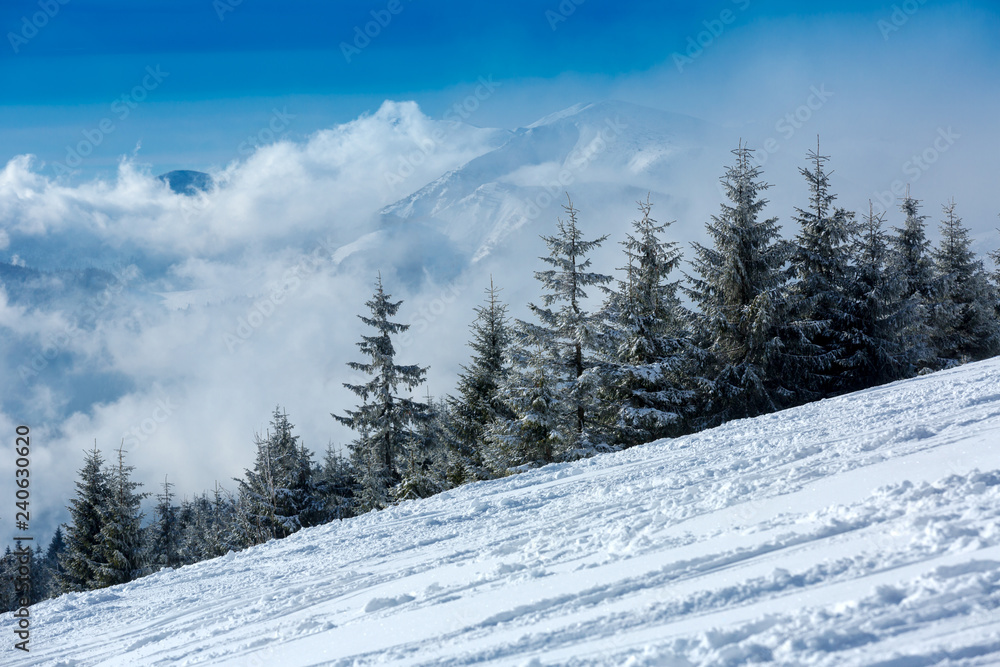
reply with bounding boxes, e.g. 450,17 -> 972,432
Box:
15,358 -> 1000,666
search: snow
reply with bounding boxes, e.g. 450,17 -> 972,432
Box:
14,358 -> 1000,665
377,101 -> 710,261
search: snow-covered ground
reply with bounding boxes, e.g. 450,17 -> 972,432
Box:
15,358 -> 1000,666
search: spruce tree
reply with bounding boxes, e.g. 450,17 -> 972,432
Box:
318,445 -> 355,521
516,195 -> 613,458
598,196 -> 696,446
888,190 -> 935,368
205,482 -> 240,557
236,408 -> 302,543
843,202 -> 915,389
1,547 -> 15,611
45,527 -> 67,595
686,143 -> 793,425
448,278 -> 513,481
930,199 -> 1000,363
59,444 -> 110,592
335,274 -> 428,510
395,395 -> 448,501
93,445 -> 146,588
990,216 -> 1000,289
151,476 -> 181,570
483,333 -> 566,473
30,545 -> 50,605
787,141 -> 858,397
289,443 -> 327,529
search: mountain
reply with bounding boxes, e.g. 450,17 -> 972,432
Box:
379,100 -> 713,262
22,358 -> 1000,665
157,169 -> 214,196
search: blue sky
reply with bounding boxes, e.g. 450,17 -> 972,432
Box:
2,0 -> 998,179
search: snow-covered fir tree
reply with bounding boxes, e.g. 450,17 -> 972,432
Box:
447,278 -> 513,482
888,190 -> 935,368
335,274 -> 429,511
150,476 -> 181,570
318,445 -> 355,521
236,408 -> 307,544
347,425 -> 391,512
929,199 -> 1000,363
204,483 -> 240,558
59,444 -> 111,592
483,332 -> 567,474
597,196 -> 696,446
395,394 -> 449,501
44,527 -> 67,598
842,202 -> 915,389
686,143 -> 793,425
93,445 -> 147,588
176,493 -> 215,565
990,216 -> 1000,290
289,442 -> 328,529
515,195 -> 614,457
787,141 -> 858,397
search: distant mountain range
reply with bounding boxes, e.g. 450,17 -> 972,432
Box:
157,170 -> 213,196
4,100 -> 717,292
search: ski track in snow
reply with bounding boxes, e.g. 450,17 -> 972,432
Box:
11,359 -> 1000,666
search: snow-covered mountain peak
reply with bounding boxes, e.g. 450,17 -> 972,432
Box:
378,100 -> 712,263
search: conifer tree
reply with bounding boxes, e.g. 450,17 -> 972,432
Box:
395,393 -> 449,501
843,202 -> 915,389
448,278 -> 513,481
236,408 -> 303,543
30,545 -> 50,605
289,443 -> 327,529
45,527 -> 67,596
318,445 -> 355,521
205,482 -> 240,557
930,199 -> 1000,363
348,425 -> 390,513
335,274 -> 428,510
59,444 -> 110,592
990,216 -> 1000,290
0,547 -> 15,611
93,445 -> 146,588
515,195 -> 613,457
483,333 -> 566,473
151,476 -> 181,570
598,196 -> 696,445
888,190 -> 935,367
787,140 -> 858,397
686,143 -> 793,425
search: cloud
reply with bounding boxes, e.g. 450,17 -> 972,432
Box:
0,100 -> 514,541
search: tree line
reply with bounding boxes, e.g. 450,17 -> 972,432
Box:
10,140 -> 1000,607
